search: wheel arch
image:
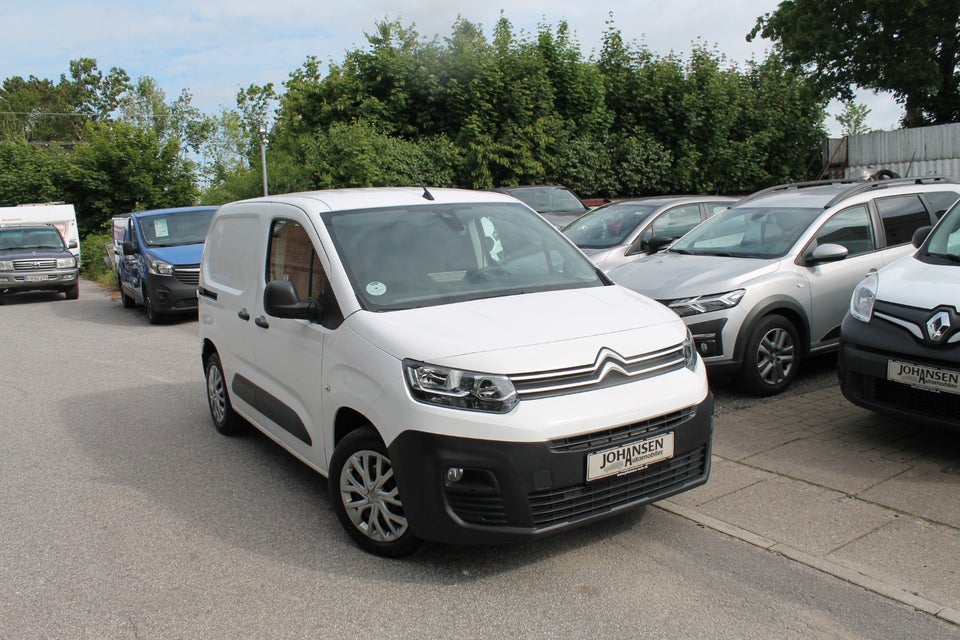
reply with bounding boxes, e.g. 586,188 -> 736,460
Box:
732,296 -> 810,364
333,406 -> 379,450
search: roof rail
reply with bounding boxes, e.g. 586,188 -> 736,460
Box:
736,179 -> 865,206
822,175 -> 959,208
737,176 -> 959,209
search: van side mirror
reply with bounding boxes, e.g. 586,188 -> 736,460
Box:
263,279 -> 321,322
912,225 -> 932,248
68,239 -> 78,249
122,240 -> 139,255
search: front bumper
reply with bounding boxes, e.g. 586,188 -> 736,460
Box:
0,268 -> 78,293
838,314 -> 960,431
388,393 -> 714,545
146,269 -> 200,313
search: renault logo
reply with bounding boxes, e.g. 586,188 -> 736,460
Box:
926,311 -> 951,343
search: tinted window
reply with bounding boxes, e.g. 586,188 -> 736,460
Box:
562,202 -> 658,248
924,191 -> 960,219
875,195 -> 931,246
814,205 -> 875,257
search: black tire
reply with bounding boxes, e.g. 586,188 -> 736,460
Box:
204,352 -> 242,435
64,283 -> 79,300
119,280 -> 136,308
329,426 -> 421,558
738,314 -> 800,396
143,288 -> 164,324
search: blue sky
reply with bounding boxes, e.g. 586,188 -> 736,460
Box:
4,1 -> 902,136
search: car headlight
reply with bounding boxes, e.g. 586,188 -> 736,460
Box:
404,360 -> 519,413
682,329 -> 698,371
0,260 -> 12,271
145,255 -> 174,276
57,256 -> 77,269
849,272 -> 878,322
665,289 -> 745,317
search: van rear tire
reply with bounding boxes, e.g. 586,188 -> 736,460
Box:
204,352 -> 242,435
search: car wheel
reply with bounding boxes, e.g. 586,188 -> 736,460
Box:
120,280 -> 136,308
143,288 -> 164,324
64,283 -> 79,300
738,314 -> 800,396
330,426 -> 421,558
204,352 -> 242,435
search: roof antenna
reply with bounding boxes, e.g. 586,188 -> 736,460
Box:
412,166 -> 435,201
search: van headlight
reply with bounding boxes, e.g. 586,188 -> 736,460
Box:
850,272 -> 878,322
145,254 -> 174,276
665,289 -> 745,317
404,360 -> 519,413
682,329 -> 698,371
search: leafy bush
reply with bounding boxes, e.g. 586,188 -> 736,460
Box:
80,232 -> 117,288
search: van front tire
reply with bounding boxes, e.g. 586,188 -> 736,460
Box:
330,426 -> 421,558
205,352 -> 242,435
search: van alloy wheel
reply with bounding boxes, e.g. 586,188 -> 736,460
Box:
204,352 -> 241,435
330,427 -> 420,557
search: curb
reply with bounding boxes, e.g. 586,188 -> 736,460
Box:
657,500 -> 960,627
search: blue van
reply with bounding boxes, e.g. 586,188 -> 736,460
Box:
116,206 -> 217,323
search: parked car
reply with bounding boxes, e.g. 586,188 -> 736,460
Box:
116,206 -> 217,323
563,196 -> 738,272
490,185 -> 590,227
0,223 -> 79,303
198,187 -> 713,557
609,177 -> 960,396
838,198 -> 960,431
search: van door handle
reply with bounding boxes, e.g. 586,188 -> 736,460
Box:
254,316 -> 270,329
237,308 -> 250,321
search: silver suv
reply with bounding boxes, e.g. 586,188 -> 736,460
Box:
609,177 -> 960,395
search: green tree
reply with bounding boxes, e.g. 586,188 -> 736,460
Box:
835,100 -> 873,136
749,0 -> 960,127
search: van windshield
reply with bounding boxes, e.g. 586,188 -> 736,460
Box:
324,202 -> 605,311
140,209 -> 215,247
669,206 -> 822,258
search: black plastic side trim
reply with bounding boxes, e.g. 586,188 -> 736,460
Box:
231,374 -> 312,445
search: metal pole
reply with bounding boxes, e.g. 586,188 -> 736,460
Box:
258,123 -> 269,196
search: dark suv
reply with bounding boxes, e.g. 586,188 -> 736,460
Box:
0,224 -> 80,303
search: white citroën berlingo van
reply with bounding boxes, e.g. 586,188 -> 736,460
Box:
198,187 -> 713,557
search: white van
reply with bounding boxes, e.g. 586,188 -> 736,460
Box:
0,202 -> 81,263
198,188 -> 713,557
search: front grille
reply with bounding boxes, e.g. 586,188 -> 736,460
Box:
860,376 -> 960,421
509,343 -> 687,399
529,446 -> 707,527
173,266 -> 200,286
13,259 -> 57,271
446,492 -> 508,526
548,408 -> 696,453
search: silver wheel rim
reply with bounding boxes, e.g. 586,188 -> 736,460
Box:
339,449 -> 408,542
756,327 -> 795,385
207,364 -> 227,424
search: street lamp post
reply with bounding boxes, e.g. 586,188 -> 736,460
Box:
258,122 -> 269,196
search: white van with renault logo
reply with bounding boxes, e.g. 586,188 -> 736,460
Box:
198,187 -> 713,557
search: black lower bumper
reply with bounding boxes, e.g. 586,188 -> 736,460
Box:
147,275 -> 198,313
388,394 -> 714,545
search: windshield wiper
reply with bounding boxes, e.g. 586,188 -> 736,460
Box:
926,251 -> 960,262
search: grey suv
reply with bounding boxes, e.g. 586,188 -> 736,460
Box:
609,177 -> 960,395
0,224 -> 80,303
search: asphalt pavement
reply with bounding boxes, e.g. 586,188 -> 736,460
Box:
661,380 -> 960,626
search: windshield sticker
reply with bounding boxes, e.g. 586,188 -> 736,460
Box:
153,219 -> 170,238
366,281 -> 387,296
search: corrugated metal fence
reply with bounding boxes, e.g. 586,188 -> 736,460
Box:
822,123 -> 960,179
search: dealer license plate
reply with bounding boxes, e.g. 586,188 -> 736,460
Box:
887,360 -> 960,395
587,432 -> 674,481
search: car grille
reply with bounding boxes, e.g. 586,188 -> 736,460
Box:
173,266 -> 200,286
858,376 -> 960,422
509,343 -> 687,399
13,259 -> 57,271
548,408 -> 696,453
529,447 -> 707,527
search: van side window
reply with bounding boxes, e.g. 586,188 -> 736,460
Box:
876,195 -> 931,246
267,219 -> 327,300
815,205 -> 875,257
